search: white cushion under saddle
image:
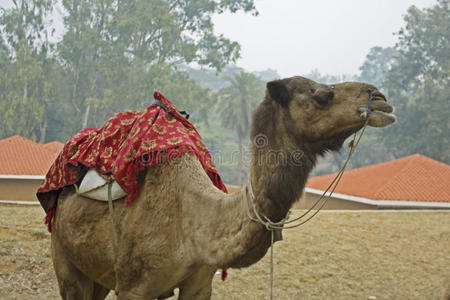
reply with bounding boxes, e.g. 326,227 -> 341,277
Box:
77,169 -> 127,201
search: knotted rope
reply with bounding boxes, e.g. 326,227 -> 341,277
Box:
107,181 -> 121,295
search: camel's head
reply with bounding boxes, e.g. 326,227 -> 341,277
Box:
265,76 -> 396,147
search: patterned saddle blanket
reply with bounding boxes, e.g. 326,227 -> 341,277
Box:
37,92 -> 227,213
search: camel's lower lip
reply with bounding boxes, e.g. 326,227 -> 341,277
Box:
370,110 -> 396,119
358,105 -> 396,127
367,110 -> 397,127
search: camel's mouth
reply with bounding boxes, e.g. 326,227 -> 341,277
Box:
358,101 -> 396,127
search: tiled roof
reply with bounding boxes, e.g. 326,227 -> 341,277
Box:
307,154 -> 450,202
0,135 -> 62,176
42,141 -> 64,154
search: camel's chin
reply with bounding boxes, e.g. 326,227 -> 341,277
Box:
367,111 -> 397,127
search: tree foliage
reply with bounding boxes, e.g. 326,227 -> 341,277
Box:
216,71 -> 265,184
358,46 -> 398,87
380,0 -> 449,163
0,0 -> 256,144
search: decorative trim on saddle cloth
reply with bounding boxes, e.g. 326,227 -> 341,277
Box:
37,91 -> 228,227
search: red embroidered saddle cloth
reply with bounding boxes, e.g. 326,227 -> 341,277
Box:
37,92 -> 227,212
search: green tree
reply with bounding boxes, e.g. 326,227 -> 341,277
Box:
216,71 -> 264,184
57,0 -> 115,131
381,0 -> 450,163
56,0 -> 257,135
394,0 -> 449,89
1,0 -> 259,146
358,46 -> 398,87
0,0 -> 57,142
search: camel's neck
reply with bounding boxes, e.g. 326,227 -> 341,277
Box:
248,101 -> 317,222
211,101 -> 322,268
247,148 -> 314,223
190,101 -> 348,269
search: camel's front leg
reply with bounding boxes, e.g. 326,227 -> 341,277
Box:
178,266 -> 216,300
51,234 -> 111,300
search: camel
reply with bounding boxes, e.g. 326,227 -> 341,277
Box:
50,76 -> 395,299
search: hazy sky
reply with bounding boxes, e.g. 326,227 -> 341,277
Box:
213,0 -> 436,77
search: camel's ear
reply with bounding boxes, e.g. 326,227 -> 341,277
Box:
267,80 -> 291,106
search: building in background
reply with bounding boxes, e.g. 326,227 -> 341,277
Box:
0,135 -> 63,203
295,154 -> 450,210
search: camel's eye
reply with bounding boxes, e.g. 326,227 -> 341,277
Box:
313,96 -> 333,106
312,85 -> 334,106
313,89 -> 334,106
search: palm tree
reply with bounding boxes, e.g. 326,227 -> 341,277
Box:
217,71 -> 265,185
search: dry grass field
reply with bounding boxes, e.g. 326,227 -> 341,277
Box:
0,205 -> 449,300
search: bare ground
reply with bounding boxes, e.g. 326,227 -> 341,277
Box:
0,206 -> 449,300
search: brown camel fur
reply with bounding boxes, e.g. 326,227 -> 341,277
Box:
50,76 -> 396,299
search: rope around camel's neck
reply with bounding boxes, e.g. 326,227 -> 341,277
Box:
247,119 -> 368,229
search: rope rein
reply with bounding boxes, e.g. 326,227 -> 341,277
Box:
107,181 -> 121,295
242,109 -> 372,299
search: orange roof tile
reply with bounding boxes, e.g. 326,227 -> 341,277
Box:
307,154 -> 450,202
0,135 -> 62,176
42,141 -> 64,154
